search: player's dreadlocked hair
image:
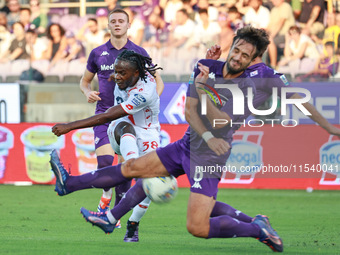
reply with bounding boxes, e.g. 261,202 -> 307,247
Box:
117,50 -> 163,82
231,26 -> 270,60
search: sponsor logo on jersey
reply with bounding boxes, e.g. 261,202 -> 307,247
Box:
250,70 -> 258,77
94,136 -> 100,144
131,94 -> 146,106
100,51 -> 109,56
100,64 -> 114,71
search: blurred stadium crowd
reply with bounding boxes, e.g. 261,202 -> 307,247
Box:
0,0 -> 340,83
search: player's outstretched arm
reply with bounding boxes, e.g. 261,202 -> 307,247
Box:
290,93 -> 340,138
52,105 -> 128,136
80,69 -> 101,103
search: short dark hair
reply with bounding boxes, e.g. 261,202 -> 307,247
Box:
20,7 -> 31,14
231,26 -> 270,60
116,50 -> 162,82
88,18 -> 98,24
325,41 -> 335,48
198,8 -> 208,15
108,8 -> 129,23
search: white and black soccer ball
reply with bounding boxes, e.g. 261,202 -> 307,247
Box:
142,176 -> 178,204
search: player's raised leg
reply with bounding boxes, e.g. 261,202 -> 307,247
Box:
79,151 -> 169,232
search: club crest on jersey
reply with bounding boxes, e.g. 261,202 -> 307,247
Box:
250,70 -> 258,77
131,94 -> 146,106
100,51 -> 109,56
280,74 -> 289,86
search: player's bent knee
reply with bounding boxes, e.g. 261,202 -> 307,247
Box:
186,221 -> 209,238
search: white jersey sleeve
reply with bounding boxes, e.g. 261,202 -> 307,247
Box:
115,73 -> 160,129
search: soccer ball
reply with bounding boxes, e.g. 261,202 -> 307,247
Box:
142,176 -> 178,204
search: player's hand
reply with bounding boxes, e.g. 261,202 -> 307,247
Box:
195,62 -> 209,91
52,124 -> 72,136
86,91 -> 101,103
206,137 -> 230,156
206,45 -> 222,60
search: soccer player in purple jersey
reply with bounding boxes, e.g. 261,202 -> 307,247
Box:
206,44 -> 340,137
50,27 -> 284,252
79,8 -> 164,237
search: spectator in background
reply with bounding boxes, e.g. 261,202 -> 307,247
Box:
161,0 -> 183,24
0,0 -> 10,14
19,7 -> 31,31
0,11 -> 8,28
143,12 -> 169,49
0,21 -> 29,62
163,8 -> 195,56
188,8 -> 220,54
61,31 -> 86,62
29,0 -> 48,36
278,25 -> 319,76
195,0 -> 219,23
76,18 -> 105,56
296,42 -> 339,81
6,0 -> 20,28
297,0 -> 325,36
105,0 -> 121,12
96,8 -> 109,33
125,7 -> 145,46
289,0 -> 302,19
312,12 -> 340,55
267,0 -> 295,68
227,6 -> 245,32
182,0 -> 195,21
217,11 -> 234,60
25,28 -> 48,61
236,0 -> 270,29
0,24 -> 12,56
45,23 -> 67,70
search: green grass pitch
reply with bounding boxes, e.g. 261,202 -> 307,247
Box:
0,185 -> 339,254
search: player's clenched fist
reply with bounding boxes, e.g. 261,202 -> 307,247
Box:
206,137 -> 230,156
85,91 -> 101,103
52,124 -> 71,136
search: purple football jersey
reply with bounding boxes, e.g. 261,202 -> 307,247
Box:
184,59 -> 256,165
245,62 -> 294,109
86,40 -> 150,114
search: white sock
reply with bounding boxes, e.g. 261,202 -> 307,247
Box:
120,134 -> 139,160
107,211 -> 117,224
129,197 -> 151,222
102,188 -> 112,199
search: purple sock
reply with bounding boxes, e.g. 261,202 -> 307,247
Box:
114,180 -> 132,206
211,201 -> 253,223
66,164 -> 131,192
208,215 -> 261,238
110,179 -> 146,220
97,155 -> 114,168
97,155 -> 114,192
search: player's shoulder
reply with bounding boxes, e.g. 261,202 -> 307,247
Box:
89,41 -> 110,56
126,40 -> 150,57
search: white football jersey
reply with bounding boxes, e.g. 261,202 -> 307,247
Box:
114,72 -> 160,130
